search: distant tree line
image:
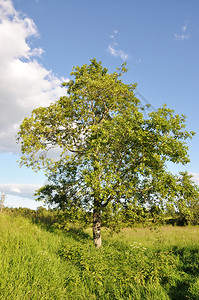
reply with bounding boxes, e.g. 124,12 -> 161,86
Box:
3,198 -> 199,232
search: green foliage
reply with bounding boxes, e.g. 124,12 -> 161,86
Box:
53,208 -> 92,231
101,201 -> 149,232
121,201 -> 149,226
5,206 -> 58,227
101,201 -> 124,233
166,172 -> 199,225
4,206 -> 92,231
150,204 -> 165,224
17,58 -> 198,243
58,242 -> 178,288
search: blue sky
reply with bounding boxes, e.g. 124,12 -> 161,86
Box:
0,0 -> 199,209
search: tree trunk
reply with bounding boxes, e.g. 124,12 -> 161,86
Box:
1,193 -> 5,213
93,205 -> 102,248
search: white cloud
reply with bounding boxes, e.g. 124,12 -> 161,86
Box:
0,0 -> 15,18
0,183 -> 42,199
29,47 -> 45,57
182,24 -> 187,32
189,173 -> 199,185
174,33 -> 190,41
107,30 -> 129,61
174,21 -> 190,41
107,45 -> 129,60
0,0 -> 66,153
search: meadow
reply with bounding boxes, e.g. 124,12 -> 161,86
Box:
0,212 -> 199,299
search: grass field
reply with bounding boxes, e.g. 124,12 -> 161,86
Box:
0,213 -> 199,299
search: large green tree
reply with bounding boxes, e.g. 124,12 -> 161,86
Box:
17,59 -> 195,247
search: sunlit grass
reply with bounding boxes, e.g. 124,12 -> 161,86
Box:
85,225 -> 199,249
0,213 -> 199,299
0,214 -> 78,299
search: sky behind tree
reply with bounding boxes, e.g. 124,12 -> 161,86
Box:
0,0 -> 199,208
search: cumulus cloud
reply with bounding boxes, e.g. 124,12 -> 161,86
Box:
174,21 -> 190,41
0,0 -> 66,153
107,30 -> 129,60
0,183 -> 42,199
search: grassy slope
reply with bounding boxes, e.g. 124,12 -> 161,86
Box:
0,213 -> 199,300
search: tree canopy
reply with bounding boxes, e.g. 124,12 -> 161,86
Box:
17,58 -> 197,247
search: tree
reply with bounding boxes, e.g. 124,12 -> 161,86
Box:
165,171 -> 199,225
17,58 -> 195,247
0,192 -> 6,213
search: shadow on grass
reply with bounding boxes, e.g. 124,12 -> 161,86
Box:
167,246 -> 199,300
32,217 -> 92,242
168,279 -> 192,300
31,215 -> 92,243
172,246 -> 199,276
65,227 -> 92,243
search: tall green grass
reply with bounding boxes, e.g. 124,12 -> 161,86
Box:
0,213 -> 199,299
0,214 -> 81,299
